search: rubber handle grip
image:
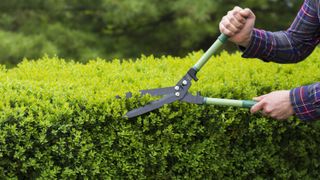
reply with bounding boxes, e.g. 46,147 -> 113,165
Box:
242,100 -> 257,108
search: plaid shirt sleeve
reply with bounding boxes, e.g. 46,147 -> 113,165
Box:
241,0 -> 320,121
290,83 -> 320,121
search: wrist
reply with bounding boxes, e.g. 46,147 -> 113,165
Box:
237,31 -> 253,48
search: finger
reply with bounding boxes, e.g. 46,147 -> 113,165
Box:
240,8 -> 255,18
226,14 -> 244,29
253,94 -> 267,101
263,106 -> 272,114
253,97 -> 262,101
219,23 -> 235,36
234,11 -> 246,24
221,19 -> 239,34
250,101 -> 265,114
232,7 -> 247,24
233,6 -> 243,12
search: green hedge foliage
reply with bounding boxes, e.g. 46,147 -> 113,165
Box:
0,49 -> 320,179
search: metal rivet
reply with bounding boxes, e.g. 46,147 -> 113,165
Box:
182,80 -> 188,86
175,92 -> 180,97
175,86 -> 180,91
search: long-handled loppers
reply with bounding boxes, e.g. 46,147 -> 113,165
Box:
124,34 -> 257,118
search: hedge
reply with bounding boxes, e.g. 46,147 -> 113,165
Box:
0,49 -> 320,179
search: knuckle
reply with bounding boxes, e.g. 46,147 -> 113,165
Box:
232,10 -> 239,16
233,6 -> 241,12
229,16 -> 235,22
221,16 -> 228,23
221,21 -> 228,27
220,28 -> 227,34
236,23 -> 243,28
264,107 -> 272,114
235,13 -> 245,21
260,99 -> 267,105
220,26 -> 231,35
222,16 -> 228,22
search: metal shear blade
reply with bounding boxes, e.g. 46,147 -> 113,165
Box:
124,71 -> 204,118
126,94 -> 179,118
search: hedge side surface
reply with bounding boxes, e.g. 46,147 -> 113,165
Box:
0,49 -> 320,179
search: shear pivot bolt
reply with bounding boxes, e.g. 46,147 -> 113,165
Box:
182,80 -> 188,86
175,86 -> 180,91
175,92 -> 180,97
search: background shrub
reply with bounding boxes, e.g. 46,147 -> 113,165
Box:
0,49 -> 320,179
0,0 -> 302,65
0,30 -> 57,66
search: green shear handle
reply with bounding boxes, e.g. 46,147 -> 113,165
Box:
195,34 -> 256,108
193,34 -> 229,71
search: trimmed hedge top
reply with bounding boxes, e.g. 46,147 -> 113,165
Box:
0,50 -> 320,179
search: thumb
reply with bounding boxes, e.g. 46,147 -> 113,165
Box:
240,8 -> 255,18
253,94 -> 267,101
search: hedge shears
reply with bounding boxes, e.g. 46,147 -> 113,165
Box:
124,34 -> 257,118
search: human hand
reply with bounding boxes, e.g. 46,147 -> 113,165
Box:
250,90 -> 294,120
219,6 -> 256,47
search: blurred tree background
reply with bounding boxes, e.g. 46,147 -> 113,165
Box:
0,0 -> 301,66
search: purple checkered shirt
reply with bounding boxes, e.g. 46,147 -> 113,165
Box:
241,0 -> 320,121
